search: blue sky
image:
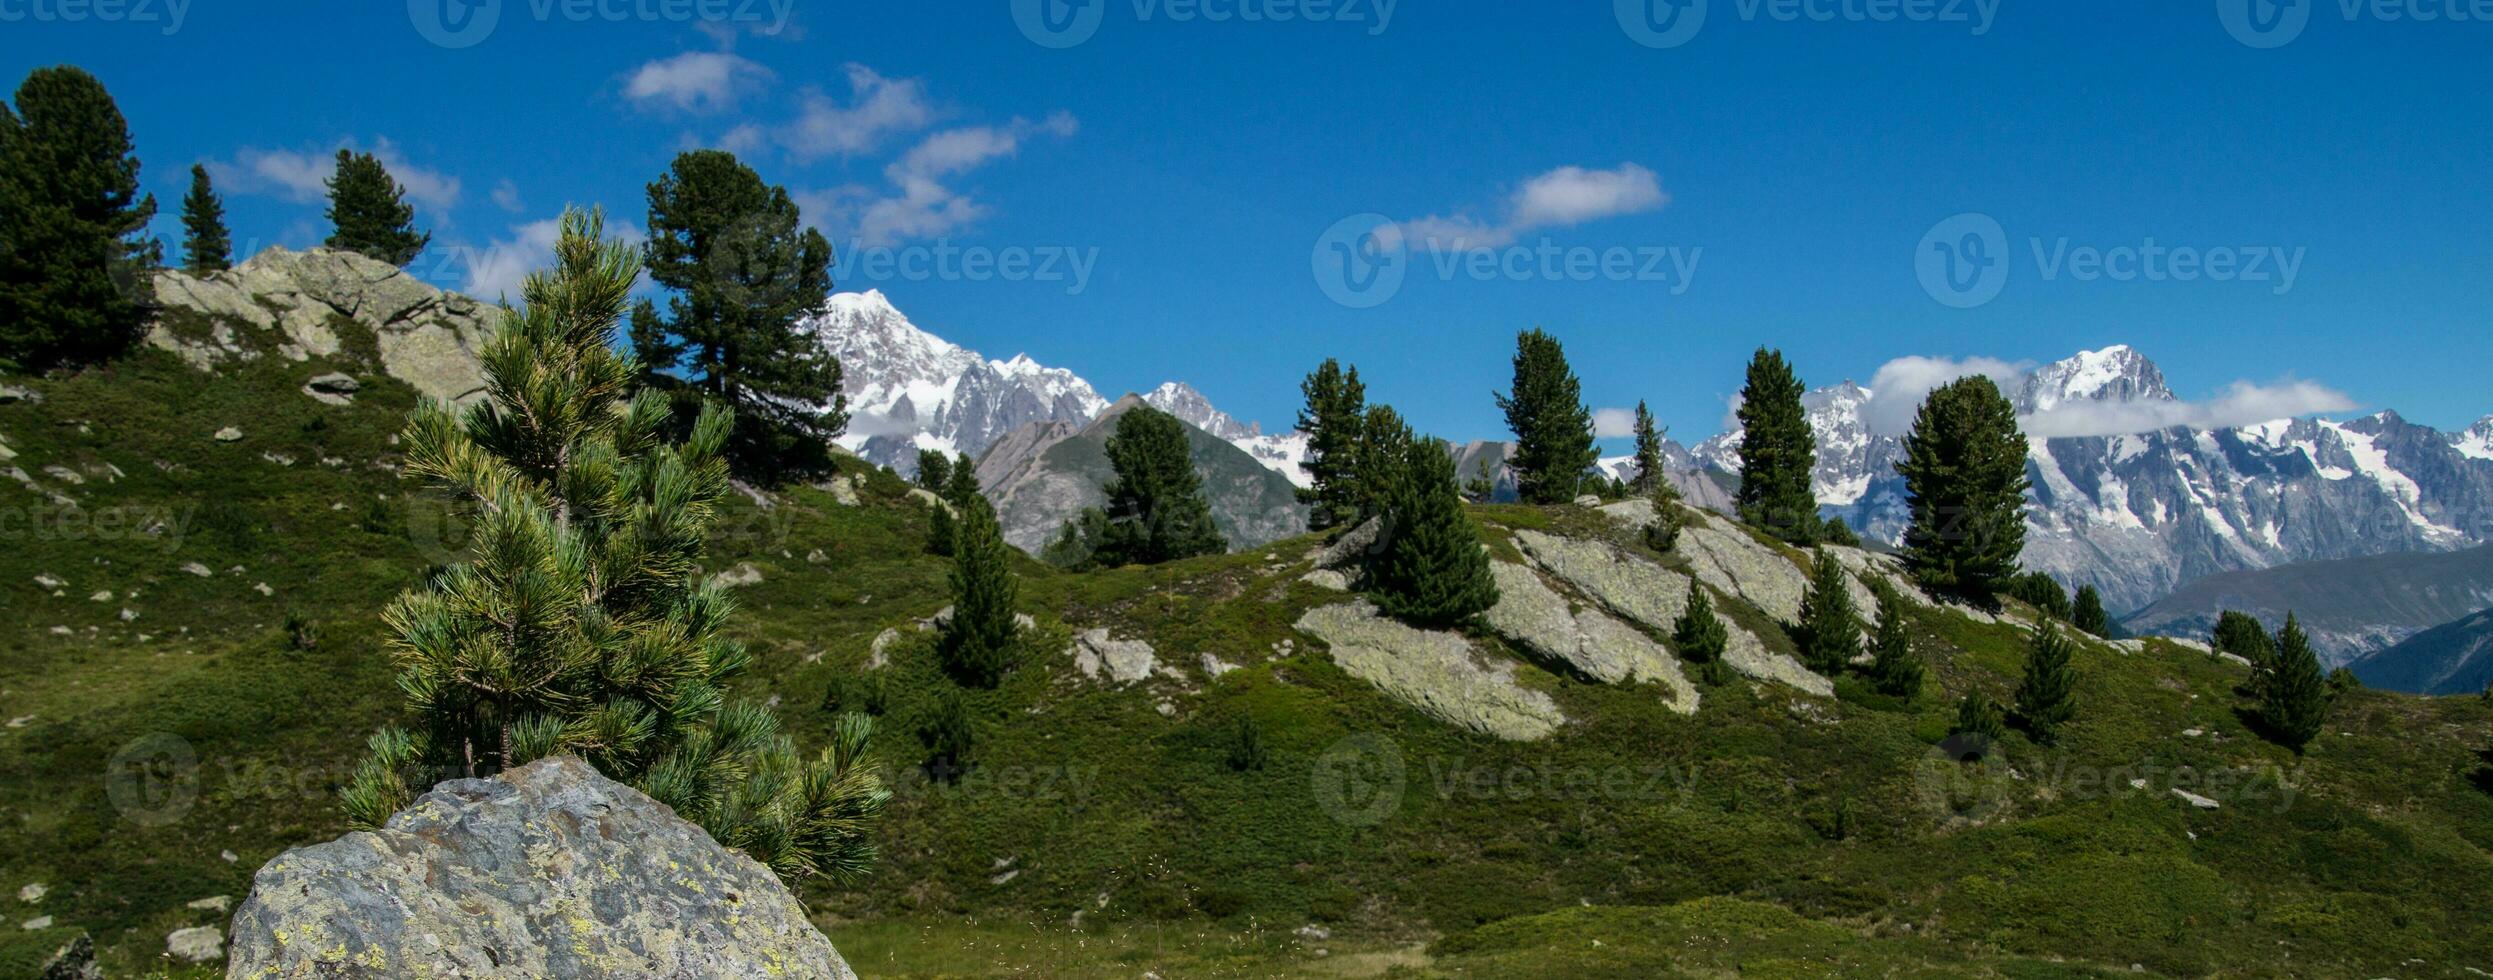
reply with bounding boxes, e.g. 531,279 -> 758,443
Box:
6,0 -> 2489,446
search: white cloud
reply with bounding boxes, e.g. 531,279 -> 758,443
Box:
2021,379 -> 2356,439
456,217 -> 647,303
815,113 -> 1079,245
1862,356 -> 2029,437
1591,407 -> 1639,439
211,138 -> 461,213
624,50 -> 773,114
1385,163 -> 1667,251
490,179 -> 523,213
778,64 -> 936,161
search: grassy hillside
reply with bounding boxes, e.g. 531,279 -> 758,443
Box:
4,347 -> 2492,977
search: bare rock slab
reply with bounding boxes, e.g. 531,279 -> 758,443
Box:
226,755 -> 856,979
1295,601 -> 1564,741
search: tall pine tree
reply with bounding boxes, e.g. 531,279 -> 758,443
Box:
1734,347 -> 1819,543
2213,610 -> 2274,672
1495,329 -> 1598,505
914,448 -> 953,490
1094,405 -> 1226,566
1794,549 -> 1862,674
1868,584 -> 1925,698
2072,585 -> 2109,637
1369,432 -> 1498,627
324,149 -> 429,265
2261,613 -> 2329,752
0,66 -> 158,373
1295,358 -> 1367,530
940,495 -> 1021,689
1897,375 -> 2031,603
1353,404 -> 1415,521
2013,622 -> 2077,745
628,150 -> 846,482
1631,401 -> 1667,493
180,163 -> 230,274
337,208 -> 887,884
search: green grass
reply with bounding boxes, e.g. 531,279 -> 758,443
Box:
3,346 -> 2491,977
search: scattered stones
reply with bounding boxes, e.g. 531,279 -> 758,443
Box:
220,850 -> 238,864
1293,601 -> 1565,741
165,925 -> 222,963
226,756 -> 858,978
32,573 -> 62,590
710,562 -> 766,588
1069,629 -> 1158,685
213,427 -> 243,442
1200,653 -> 1239,679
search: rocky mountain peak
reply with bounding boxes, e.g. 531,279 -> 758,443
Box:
2018,344 -> 2175,413
1142,381 -> 1262,441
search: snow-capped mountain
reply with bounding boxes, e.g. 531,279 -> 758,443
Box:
1700,345 -> 2493,615
803,291 -> 1307,484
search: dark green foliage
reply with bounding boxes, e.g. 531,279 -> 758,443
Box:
1224,715 -> 1268,773
0,66 -> 157,373
925,499 -> 957,557
1820,517 -> 1861,548
1642,494 -> 1684,553
1042,507 -> 1109,571
627,149 -> 846,482
2213,610 -> 2274,671
1630,401 -> 1666,493
1353,404 -> 1414,520
918,688 -> 974,783
2072,585 -> 2109,637
1950,693 -> 2008,747
2013,622 -> 2078,744
2327,666 -> 2360,696
821,670 -> 888,717
2003,572 -> 2072,621
1867,586 -> 1923,699
947,451 -> 979,504
1734,348 -> 1819,543
1897,376 -> 2031,602
1295,358 -> 1367,530
2261,613 -> 2329,752
1094,406 -> 1226,566
938,497 -> 1020,689
1671,581 -> 1729,685
1494,329 -> 1598,505
915,449 -> 953,490
281,610 -> 319,651
1462,454 -> 1497,503
1370,433 -> 1499,628
323,149 -> 428,265
336,209 -> 887,884
180,163 -> 230,274
1792,550 -> 1861,674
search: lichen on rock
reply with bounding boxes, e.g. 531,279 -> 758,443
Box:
1294,600 -> 1564,740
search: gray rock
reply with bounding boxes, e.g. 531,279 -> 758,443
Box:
21,915 -> 52,929
1069,629 -> 1158,685
1294,601 -> 1564,741
165,925 -> 220,963
1482,563 -> 1698,714
1311,517 -> 1385,570
1512,529 -> 1691,632
1298,568 -> 1351,592
303,372 -> 361,405
17,882 -> 43,903
0,384 -> 36,404
226,755 -> 856,979
213,427 -> 243,442
150,248 -> 494,406
710,562 -> 765,588
1673,522 -> 1812,625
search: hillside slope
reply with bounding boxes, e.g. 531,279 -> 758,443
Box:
2123,544 -> 2493,666
2350,608 -> 2493,696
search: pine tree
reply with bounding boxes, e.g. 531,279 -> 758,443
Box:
924,495 -> 958,557
1897,376 -> 2031,603
1495,329 -> 1598,505
337,209 -> 887,884
2004,572 -> 2072,620
324,149 -> 429,266
1951,693 -> 2008,747
2213,610 -> 2274,672
1734,347 -> 1819,543
180,163 -> 230,274
1094,405 -> 1226,566
1631,401 -> 1667,493
915,449 -> 952,491
1868,584 -> 1924,699
2012,622 -> 2077,745
1642,479 -> 1685,554
940,496 -> 1020,688
1821,517 -> 1861,548
1295,358 -> 1367,530
1352,404 -> 1415,521
2072,585 -> 2109,637
1793,549 -> 1862,674
0,66 -> 158,373
628,149 -> 846,482
947,452 -> 979,505
2261,613 -> 2329,752
1041,507 -> 1109,571
1370,434 -> 1498,627
1671,580 -> 1729,685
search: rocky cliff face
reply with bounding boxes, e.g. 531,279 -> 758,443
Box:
148,247 -> 493,406
226,755 -> 856,979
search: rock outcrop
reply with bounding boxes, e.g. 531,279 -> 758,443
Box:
149,247 -> 494,406
1483,562 -> 1699,713
1295,601 -> 1564,740
226,756 -> 856,979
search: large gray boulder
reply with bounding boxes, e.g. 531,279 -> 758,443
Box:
225,756 -> 856,979
1294,601 -> 1564,741
1483,563 -> 1698,714
150,247 -> 494,406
